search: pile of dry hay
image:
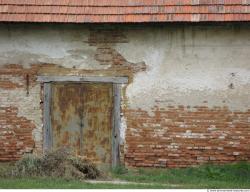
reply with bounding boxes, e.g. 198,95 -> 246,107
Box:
10,148 -> 102,180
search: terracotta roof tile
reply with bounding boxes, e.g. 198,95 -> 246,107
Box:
0,0 -> 249,23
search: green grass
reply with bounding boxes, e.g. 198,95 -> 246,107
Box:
0,178 -> 167,189
0,162 -> 250,188
112,162 -> 250,189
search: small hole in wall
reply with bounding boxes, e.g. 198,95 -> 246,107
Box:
228,83 -> 234,89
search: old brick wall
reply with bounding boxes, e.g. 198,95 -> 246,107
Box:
0,23 -> 249,167
0,64 -> 42,160
124,106 -> 250,167
0,24 -> 145,161
0,107 -> 35,160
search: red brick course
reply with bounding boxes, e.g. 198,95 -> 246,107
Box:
0,107 -> 35,161
124,106 -> 250,168
0,64 -> 40,90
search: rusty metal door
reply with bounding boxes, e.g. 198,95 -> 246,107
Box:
51,83 -> 113,167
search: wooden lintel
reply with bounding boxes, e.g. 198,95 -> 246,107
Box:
37,76 -> 128,84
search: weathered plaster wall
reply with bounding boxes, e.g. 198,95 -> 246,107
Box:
0,24 -> 146,160
119,25 -> 250,167
0,25 -> 97,69
115,25 -> 250,111
0,23 -> 249,166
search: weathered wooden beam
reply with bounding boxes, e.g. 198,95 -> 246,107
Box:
43,83 -> 52,153
112,83 -> 121,168
37,76 -> 128,84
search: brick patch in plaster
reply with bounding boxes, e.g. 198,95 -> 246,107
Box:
0,107 -> 36,161
0,85 -> 42,153
0,64 -> 43,155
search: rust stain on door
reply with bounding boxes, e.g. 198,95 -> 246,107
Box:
51,83 -> 113,167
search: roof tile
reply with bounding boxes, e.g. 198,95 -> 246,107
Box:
0,0 -> 249,23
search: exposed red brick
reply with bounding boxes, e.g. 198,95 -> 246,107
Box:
124,106 -> 250,168
0,64 -> 41,89
0,107 -> 35,161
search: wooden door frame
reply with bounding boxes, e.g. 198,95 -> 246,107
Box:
38,75 -> 128,168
